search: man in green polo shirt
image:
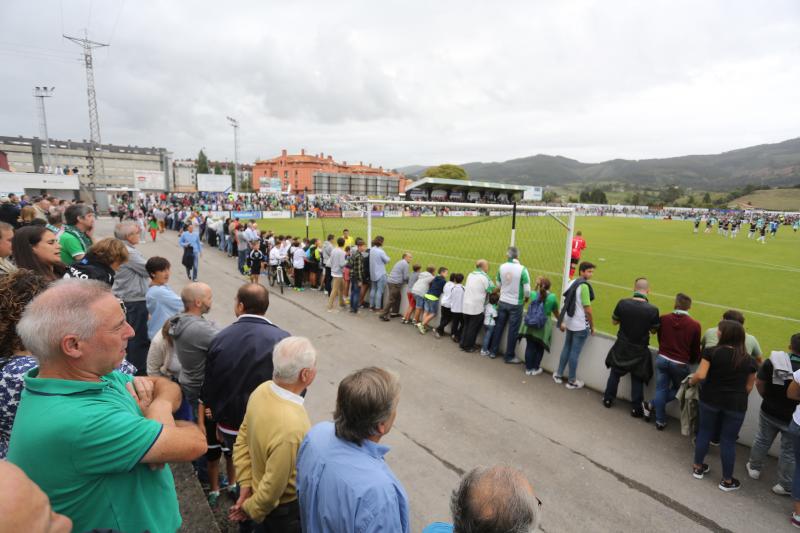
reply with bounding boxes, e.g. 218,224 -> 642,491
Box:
59,204 -> 94,265
7,279 -> 207,533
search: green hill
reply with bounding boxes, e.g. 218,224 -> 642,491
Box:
729,188 -> 800,211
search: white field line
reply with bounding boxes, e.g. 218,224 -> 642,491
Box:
384,245 -> 800,324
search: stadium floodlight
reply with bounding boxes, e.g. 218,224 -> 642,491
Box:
33,86 -> 55,172
226,116 -> 240,192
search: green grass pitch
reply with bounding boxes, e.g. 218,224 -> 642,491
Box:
253,215 -> 799,352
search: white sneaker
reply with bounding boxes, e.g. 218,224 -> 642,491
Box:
480,350 -> 488,356
525,368 -> 543,376
553,374 -> 563,384
773,484 -> 791,496
745,462 -> 760,480
565,380 -> 584,390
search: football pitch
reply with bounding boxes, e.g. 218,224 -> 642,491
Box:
253,215 -> 799,352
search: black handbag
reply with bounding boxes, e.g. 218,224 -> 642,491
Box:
181,245 -> 194,268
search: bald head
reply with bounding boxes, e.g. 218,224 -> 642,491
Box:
0,461 -> 72,533
476,259 -> 489,272
634,277 -> 649,294
181,282 -> 213,315
451,465 -> 540,533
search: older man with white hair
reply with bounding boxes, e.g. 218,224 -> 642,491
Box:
229,337 -> 317,532
423,465 -> 542,533
6,279 -> 206,533
113,220 -> 152,374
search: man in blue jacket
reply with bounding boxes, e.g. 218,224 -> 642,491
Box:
202,284 -> 290,456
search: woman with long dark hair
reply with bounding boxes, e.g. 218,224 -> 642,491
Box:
11,225 -> 66,282
690,319 -> 757,491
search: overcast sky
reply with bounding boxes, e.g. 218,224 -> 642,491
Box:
1,0 -> 798,169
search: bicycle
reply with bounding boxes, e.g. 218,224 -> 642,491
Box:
268,263 -> 289,294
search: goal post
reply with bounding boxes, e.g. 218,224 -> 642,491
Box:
366,200 -> 575,295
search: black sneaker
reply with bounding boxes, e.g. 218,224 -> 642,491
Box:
655,422 -> 666,431
630,409 -> 644,418
602,399 -> 613,408
693,464 -> 710,479
719,478 -> 741,492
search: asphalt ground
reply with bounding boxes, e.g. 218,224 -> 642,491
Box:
97,217 -> 792,533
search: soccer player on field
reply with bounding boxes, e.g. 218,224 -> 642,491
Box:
757,224 -> 767,244
569,231 -> 587,279
748,220 -> 756,239
693,217 -> 701,234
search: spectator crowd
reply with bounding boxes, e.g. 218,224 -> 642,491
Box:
0,190 -> 798,532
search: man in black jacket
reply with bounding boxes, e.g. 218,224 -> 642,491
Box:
202,283 -> 290,466
602,277 -> 660,417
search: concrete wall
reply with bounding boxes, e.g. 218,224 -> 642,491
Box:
392,295 -> 775,455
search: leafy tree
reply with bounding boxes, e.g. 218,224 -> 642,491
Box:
702,192 -> 712,205
214,163 -> 223,175
686,194 -> 695,206
423,164 -> 468,180
658,186 -> 684,204
197,150 -> 209,174
542,190 -> 559,203
579,188 -> 607,204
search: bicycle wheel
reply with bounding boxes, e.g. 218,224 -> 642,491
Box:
277,268 -> 284,294
268,266 -> 276,286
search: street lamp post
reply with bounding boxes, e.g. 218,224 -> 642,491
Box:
226,116 -> 240,192
33,86 -> 55,172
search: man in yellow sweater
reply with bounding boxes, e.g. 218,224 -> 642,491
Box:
229,336 -> 318,532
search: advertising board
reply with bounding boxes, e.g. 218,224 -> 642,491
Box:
133,170 -> 165,190
231,211 -> 261,219
197,173 -> 231,192
342,210 -> 364,218
261,211 -> 291,219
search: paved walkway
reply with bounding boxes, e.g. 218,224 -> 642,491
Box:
101,218 -> 792,532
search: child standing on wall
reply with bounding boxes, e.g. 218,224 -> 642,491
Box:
418,267 -> 449,335
449,273 -> 466,343
410,265 -> 435,326
247,239 -> 264,285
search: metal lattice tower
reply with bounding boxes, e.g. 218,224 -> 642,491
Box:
64,30 -> 108,200
33,86 -> 55,172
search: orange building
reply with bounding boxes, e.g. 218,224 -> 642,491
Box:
252,148 -> 409,195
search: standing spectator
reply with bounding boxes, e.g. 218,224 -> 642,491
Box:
369,236 -> 390,311
0,194 -> 21,228
348,238 -> 367,313
702,309 -> 763,363
0,461 -> 73,533
145,256 -> 184,340
488,247 -> 531,364
448,273 -> 466,342
690,320 -> 757,492
419,266 -> 448,336
229,337 -> 317,532
569,230 -> 587,278
327,237 -> 347,312
422,466 -> 542,533
30,196 -> 50,222
409,265 -> 435,325
555,261 -> 596,389
745,334 -> 800,495
45,210 -> 64,237
236,222 -> 250,275
58,204 -> 94,265
7,279 -> 206,533
64,237 -> 129,286
113,221 -> 152,375
248,240 -> 265,286
651,293 -> 702,430
148,215 -> 158,242
146,321 -> 181,380
168,282 -> 219,410
786,365 -> 800,526
480,293 -> 500,356
178,223 -> 202,281
519,276 -> 560,376
602,278 -> 660,417
321,234 -> 334,295
11,225 -> 66,282
401,264 -> 422,324
342,228 -> 354,249
0,221 -> 17,276
434,273 -> 455,332
297,367 -> 409,533
203,283 -> 290,477
380,252 -> 412,321
292,239 -> 305,290
459,259 -> 494,353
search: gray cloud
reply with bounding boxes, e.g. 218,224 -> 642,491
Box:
1,0 -> 798,169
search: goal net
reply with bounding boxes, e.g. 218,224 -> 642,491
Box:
361,200 -> 575,294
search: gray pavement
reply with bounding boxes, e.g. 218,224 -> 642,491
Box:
99,218 -> 791,533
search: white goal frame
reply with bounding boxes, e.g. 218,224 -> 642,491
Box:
365,199 -> 576,294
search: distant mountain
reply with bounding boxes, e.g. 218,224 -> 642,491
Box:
401,138 -> 800,191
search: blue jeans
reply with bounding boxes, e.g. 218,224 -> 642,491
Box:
217,233 -> 226,251
481,324 -> 495,353
370,277 -> 386,309
748,411 -> 795,491
226,237 -> 234,256
603,368 -> 644,408
238,249 -> 247,274
653,356 -> 690,424
489,301 -> 523,361
694,401 -> 746,480
350,278 -> 361,312
790,422 -> 800,500
557,328 -> 589,382
525,339 -> 545,371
